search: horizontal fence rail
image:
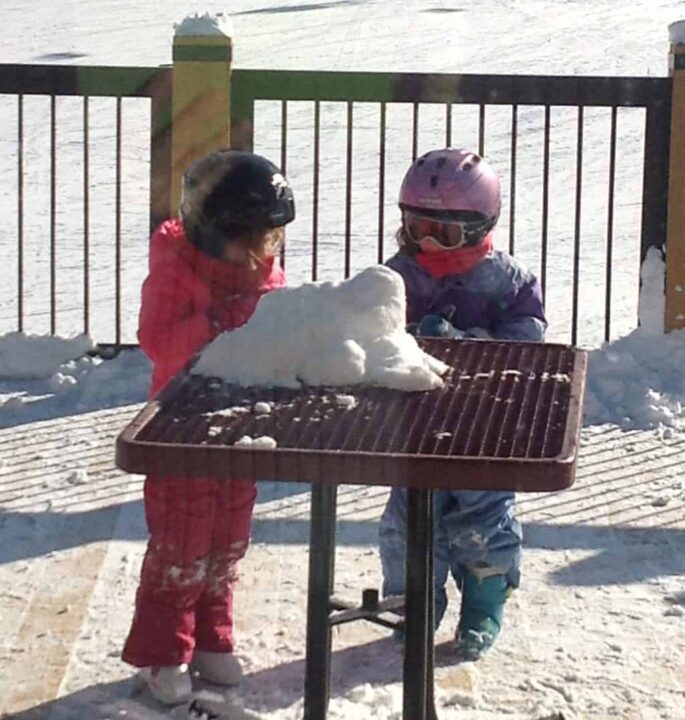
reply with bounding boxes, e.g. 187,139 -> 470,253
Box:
0,64 -> 171,345
232,70 -> 672,346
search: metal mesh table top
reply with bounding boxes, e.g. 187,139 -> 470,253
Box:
116,339 -> 587,492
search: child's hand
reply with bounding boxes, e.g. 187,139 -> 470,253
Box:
416,314 -> 464,339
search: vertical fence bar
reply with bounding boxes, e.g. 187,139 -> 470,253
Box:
281,100 -> 288,272
378,102 -> 387,264
605,107 -> 618,342
445,103 -> 452,147
509,104 -> 518,255
412,102 -> 419,161
541,105 -> 551,302
280,101 -> 288,174
642,102 -> 671,262
83,96 -> 90,337
478,104 -> 485,156
312,101 -> 320,281
344,101 -> 353,278
572,106 -> 584,345
115,97 -> 122,345
17,95 -> 24,333
50,94 -> 57,335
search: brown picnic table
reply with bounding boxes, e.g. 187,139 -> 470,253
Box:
115,338 -> 587,720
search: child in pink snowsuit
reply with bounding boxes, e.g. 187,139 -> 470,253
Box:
122,149 -> 295,705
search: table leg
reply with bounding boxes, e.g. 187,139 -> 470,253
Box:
403,488 -> 439,720
425,491 -> 438,720
303,483 -> 338,720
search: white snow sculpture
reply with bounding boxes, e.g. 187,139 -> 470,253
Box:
193,265 -> 448,391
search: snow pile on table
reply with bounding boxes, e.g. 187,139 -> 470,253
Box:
193,265 -> 448,391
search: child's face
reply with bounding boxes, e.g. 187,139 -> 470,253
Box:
221,242 -> 250,265
220,227 -> 285,266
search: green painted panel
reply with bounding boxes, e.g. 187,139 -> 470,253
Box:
0,64 -> 171,97
232,69 -> 396,104
231,68 -> 670,107
173,45 -> 232,63
75,66 -> 171,97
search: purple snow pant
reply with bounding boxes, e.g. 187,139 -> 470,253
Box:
378,487 -> 522,628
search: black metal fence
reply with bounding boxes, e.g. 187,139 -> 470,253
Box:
232,70 -> 672,346
0,64 -> 171,345
0,64 -> 672,347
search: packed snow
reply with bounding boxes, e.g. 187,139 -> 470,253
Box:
173,12 -> 233,38
193,265 -> 448,391
0,332 -> 94,379
1,3 -> 685,720
669,19 -> 685,43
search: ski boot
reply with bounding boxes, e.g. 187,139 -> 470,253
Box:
191,650 -> 242,686
140,664 -> 192,705
454,572 -> 510,661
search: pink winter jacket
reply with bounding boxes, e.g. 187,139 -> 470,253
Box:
138,218 -> 287,396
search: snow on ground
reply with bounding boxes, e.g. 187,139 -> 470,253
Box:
0,259 -> 684,719
1,414 -> 683,720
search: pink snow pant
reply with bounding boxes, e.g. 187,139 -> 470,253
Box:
122,475 -> 257,668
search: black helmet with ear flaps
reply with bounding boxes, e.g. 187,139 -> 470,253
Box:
180,149 -> 295,258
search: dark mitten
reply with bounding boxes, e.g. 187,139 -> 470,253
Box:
416,314 -> 464,339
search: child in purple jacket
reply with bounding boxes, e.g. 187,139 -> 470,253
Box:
379,147 -> 547,660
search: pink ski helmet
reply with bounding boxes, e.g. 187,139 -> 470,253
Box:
399,148 -> 501,246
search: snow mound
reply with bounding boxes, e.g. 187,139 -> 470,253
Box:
0,332 -> 94,379
193,265 -> 448,391
637,246 -> 665,335
584,327 -> 685,431
0,334 -> 151,427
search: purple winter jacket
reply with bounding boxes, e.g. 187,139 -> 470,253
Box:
386,249 -> 547,342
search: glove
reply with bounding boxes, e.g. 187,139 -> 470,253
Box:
415,314 -> 465,339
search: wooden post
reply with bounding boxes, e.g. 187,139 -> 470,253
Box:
170,22 -> 232,216
665,21 -> 685,331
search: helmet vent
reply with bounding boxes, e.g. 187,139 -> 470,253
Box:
430,175 -> 439,188
461,154 -> 482,172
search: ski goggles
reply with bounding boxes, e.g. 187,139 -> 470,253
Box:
404,213 -> 466,250
404,207 -> 493,249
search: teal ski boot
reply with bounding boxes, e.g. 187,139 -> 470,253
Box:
455,572 -> 510,661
